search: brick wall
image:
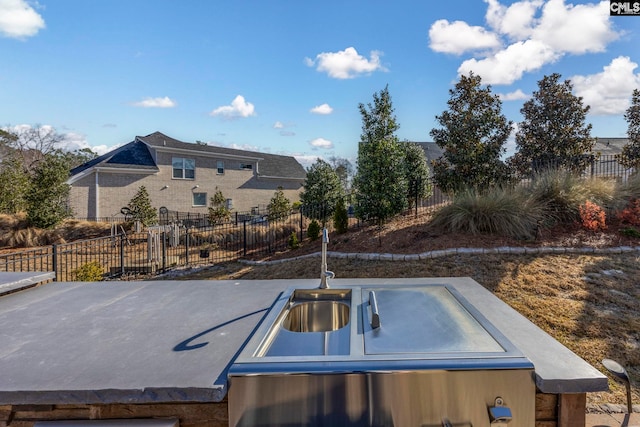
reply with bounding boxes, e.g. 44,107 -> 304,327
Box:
68,152 -> 303,219
0,401 -> 228,427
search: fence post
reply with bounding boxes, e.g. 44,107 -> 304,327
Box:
52,244 -> 58,281
185,230 -> 190,265
161,231 -> 167,272
119,234 -> 125,276
243,220 -> 247,257
299,210 -> 303,243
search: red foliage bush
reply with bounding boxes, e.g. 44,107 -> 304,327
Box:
579,200 -> 607,232
617,198 -> 640,226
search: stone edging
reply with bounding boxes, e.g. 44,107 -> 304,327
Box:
239,246 -> 640,266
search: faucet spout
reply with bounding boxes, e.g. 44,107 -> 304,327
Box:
319,228 -> 332,288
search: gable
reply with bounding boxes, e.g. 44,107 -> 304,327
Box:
138,131 -> 306,180
70,140 -> 158,176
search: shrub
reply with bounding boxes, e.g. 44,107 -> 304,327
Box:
620,227 -> 640,238
208,187 -> 231,226
307,219 -> 321,241
73,261 -> 104,281
333,199 -> 349,234
614,173 -> 640,204
527,169 -> 591,224
578,200 -> 607,232
429,187 -> 545,240
288,232 -> 299,249
617,198 -> 640,226
127,186 -> 157,227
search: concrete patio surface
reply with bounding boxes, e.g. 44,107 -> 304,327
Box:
586,413 -> 639,427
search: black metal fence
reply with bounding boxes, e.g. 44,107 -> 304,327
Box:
2,155 -> 634,281
0,205 -> 368,281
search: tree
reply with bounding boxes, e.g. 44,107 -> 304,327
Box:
267,187 -> 291,221
510,73 -> 594,175
620,88 -> 640,168
0,129 -> 18,159
0,155 -> 29,214
127,186 -> 158,227
327,156 -> 354,193
353,86 -> 407,225
62,147 -> 98,169
208,187 -> 231,225
333,198 -> 349,234
9,125 -> 66,172
430,72 -> 512,193
300,158 -> 345,226
25,153 -> 72,228
402,142 -> 432,215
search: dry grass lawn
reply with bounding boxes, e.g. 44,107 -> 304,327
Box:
174,214 -> 640,410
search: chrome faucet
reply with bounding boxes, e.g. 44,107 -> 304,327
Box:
319,228 -> 334,289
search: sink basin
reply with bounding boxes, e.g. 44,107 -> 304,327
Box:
252,288 -> 352,357
283,300 -> 350,332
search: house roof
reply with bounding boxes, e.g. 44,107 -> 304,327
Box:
70,139 -> 159,177
69,132 -> 306,180
411,138 -> 627,163
593,137 -> 628,156
410,141 -> 444,164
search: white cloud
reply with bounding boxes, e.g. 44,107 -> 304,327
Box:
210,95 -> 256,119
432,0 -> 622,86
0,0 -> 45,39
429,19 -> 502,55
294,155 -> 319,170
485,0 -> 542,40
132,96 -> 176,108
458,39 -> 559,85
309,137 -> 333,149
310,103 -> 333,115
2,124 -> 112,154
208,141 -> 263,152
532,0 -> 618,54
273,121 -> 284,129
305,47 -> 387,79
498,89 -> 529,101
572,56 -> 640,115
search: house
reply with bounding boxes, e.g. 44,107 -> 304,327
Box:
67,132 -> 307,219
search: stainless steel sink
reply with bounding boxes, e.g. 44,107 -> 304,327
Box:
283,300 -> 349,332
251,288 -> 352,357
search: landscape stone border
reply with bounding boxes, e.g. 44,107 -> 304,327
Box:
240,246 -> 640,266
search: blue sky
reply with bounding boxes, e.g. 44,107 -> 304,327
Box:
1,0 -> 639,168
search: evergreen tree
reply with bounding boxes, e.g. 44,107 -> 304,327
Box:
267,187 -> 291,221
620,88 -> 640,168
300,158 -> 344,225
127,186 -> 158,227
0,155 -> 29,214
403,142 -> 432,215
353,86 -> 407,225
430,72 -> 512,193
25,153 -> 72,228
333,198 -> 349,234
510,73 -> 594,175
208,187 -> 231,225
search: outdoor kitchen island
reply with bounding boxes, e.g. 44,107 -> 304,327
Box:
0,276 -> 608,426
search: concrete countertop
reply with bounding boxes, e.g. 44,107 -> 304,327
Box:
0,276 -> 608,406
0,271 -> 55,296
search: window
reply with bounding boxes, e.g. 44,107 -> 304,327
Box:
192,192 -> 207,207
216,160 -> 224,175
173,157 -> 195,179
240,163 -> 252,170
